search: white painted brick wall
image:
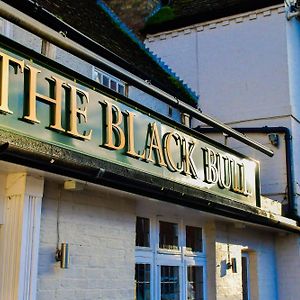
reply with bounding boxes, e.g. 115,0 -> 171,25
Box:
276,234 -> 300,300
37,181 -> 136,300
212,223 -> 278,300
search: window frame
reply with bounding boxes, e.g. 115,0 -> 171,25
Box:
92,66 -> 128,96
135,215 -> 207,300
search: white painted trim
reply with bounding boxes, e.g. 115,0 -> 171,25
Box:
0,174 -> 5,224
0,173 -> 44,300
146,4 -> 285,41
135,214 -> 207,300
19,194 -> 42,300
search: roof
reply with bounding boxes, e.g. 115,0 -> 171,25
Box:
144,0 -> 283,34
103,0 -> 159,37
5,0 -> 198,106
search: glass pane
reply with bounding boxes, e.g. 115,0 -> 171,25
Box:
135,264 -> 151,300
187,266 -> 204,300
102,75 -> 109,87
111,80 -> 117,91
136,217 -> 150,247
118,84 -> 125,95
161,266 -> 179,300
159,221 -> 179,250
94,71 -> 101,83
186,226 -> 202,252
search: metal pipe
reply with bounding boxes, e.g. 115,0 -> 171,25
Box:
0,1 -> 274,157
196,126 -> 297,220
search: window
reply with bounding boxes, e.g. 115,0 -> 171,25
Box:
186,226 -> 202,252
93,68 -> 127,96
187,266 -> 204,300
136,217 -> 150,247
135,264 -> 151,300
161,266 -> 180,300
159,221 -> 179,250
135,216 -> 206,300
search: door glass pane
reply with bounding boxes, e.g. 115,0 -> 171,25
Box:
161,266 -> 180,300
187,266 -> 204,300
135,264 -> 150,300
159,221 -> 179,250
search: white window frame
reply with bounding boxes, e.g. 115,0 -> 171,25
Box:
92,66 -> 127,96
135,215 -> 207,300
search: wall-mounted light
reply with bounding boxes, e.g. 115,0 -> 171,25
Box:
226,258 -> 237,273
64,180 -> 85,191
55,242 -> 70,269
268,133 -> 279,147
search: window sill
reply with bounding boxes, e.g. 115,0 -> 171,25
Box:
157,248 -> 181,255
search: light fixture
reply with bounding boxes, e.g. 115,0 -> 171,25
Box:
64,180 -> 85,191
268,133 -> 279,147
226,258 -> 237,273
55,242 -> 70,269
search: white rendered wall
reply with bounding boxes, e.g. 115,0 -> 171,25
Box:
146,5 -> 289,124
145,5 -> 295,209
214,223 -> 278,300
37,181 -> 136,300
276,233 -> 300,300
286,18 -> 300,215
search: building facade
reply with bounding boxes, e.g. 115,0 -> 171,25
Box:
144,1 -> 300,299
0,1 -> 299,300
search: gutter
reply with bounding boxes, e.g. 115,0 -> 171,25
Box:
0,0 -> 273,157
196,126 -> 298,221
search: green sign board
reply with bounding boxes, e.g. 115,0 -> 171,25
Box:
0,46 -> 260,206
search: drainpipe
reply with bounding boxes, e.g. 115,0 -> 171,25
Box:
195,126 -> 298,221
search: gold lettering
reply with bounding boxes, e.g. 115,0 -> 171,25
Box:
243,171 -> 252,196
203,147 -> 218,183
182,138 -> 197,178
24,65 -> 64,133
125,111 -> 145,159
0,51 -> 24,114
218,154 -> 231,189
103,100 -> 125,150
230,160 -> 247,195
145,122 -> 166,166
163,132 -> 183,172
66,84 -> 92,140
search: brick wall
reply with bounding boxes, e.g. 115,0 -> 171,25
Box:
211,223 -> 278,300
276,234 -> 300,300
37,180 -> 136,300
